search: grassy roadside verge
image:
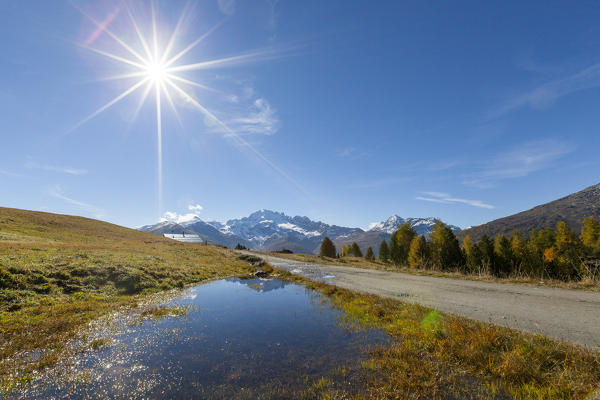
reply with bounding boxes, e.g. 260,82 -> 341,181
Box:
273,269 -> 600,399
0,207 -> 253,392
264,251 -> 600,291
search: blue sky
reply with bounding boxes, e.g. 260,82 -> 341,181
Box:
1,0 -> 599,229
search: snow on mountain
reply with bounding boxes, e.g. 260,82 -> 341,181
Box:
139,220 -> 196,236
368,215 -> 461,235
179,216 -> 203,226
276,223 -> 321,237
140,210 -> 461,254
220,210 -> 360,247
367,215 -> 406,234
205,220 -> 231,233
161,212 -> 202,225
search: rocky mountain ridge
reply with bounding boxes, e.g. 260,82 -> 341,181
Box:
457,183 -> 600,241
140,209 -> 458,255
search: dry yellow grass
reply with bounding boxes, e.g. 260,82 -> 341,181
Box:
0,207 -> 253,390
277,269 -> 600,399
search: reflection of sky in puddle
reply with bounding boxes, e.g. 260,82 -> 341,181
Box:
19,278 -> 389,399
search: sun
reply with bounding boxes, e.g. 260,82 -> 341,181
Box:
72,1 -> 302,219
145,61 -> 167,83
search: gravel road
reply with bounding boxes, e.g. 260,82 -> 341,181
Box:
253,253 -> 600,349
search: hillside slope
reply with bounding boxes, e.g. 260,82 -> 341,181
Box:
458,183 -> 600,241
0,207 -> 252,384
0,206 -> 251,304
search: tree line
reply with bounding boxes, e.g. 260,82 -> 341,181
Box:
320,216 -> 600,282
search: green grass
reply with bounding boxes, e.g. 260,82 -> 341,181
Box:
137,305 -> 188,321
276,270 -> 600,399
0,207 -> 254,390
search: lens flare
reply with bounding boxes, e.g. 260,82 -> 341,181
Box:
71,1 -> 304,219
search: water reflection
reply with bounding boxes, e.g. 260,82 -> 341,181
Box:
17,278 -> 388,399
233,277 -> 290,292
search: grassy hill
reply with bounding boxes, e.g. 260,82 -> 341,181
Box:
458,183 -> 600,241
0,207 -> 253,389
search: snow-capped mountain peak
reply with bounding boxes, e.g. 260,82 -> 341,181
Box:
218,209 -> 359,246
367,215 -> 405,234
368,215 -> 460,235
141,210 -> 460,254
179,215 -> 203,227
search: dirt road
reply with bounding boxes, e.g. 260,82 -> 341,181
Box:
254,253 -> 600,349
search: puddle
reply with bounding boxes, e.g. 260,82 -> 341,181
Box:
12,278 -> 389,399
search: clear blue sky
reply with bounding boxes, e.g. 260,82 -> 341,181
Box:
1,0 -> 599,229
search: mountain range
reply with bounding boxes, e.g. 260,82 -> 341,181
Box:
141,182 -> 600,254
140,210 -> 460,255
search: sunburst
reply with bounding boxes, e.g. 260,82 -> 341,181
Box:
72,1 -> 302,219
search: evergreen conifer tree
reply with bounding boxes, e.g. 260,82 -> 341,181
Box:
378,240 -> 390,262
389,235 -> 400,265
390,223 -> 416,265
350,242 -> 363,257
365,247 -> 375,261
477,234 -> 495,274
319,237 -> 336,258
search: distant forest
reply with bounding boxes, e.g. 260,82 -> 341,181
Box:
320,217 -> 600,282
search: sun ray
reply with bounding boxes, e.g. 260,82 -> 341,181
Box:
131,80 -> 154,122
166,50 -> 273,73
155,82 -> 163,219
165,79 -> 307,195
73,1 -> 305,218
160,0 -> 194,64
94,71 -> 149,83
166,73 -> 222,94
160,80 -> 184,129
68,77 -> 149,135
83,45 -> 146,69
164,19 -> 226,68
151,1 -> 159,62
125,2 -> 153,61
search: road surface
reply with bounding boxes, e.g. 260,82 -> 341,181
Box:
252,253 -> 600,349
